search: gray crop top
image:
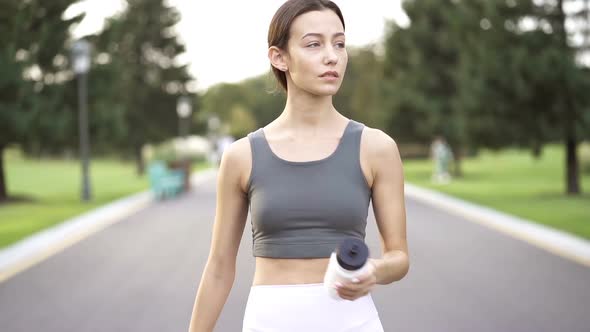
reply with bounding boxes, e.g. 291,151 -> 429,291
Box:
246,119 -> 372,258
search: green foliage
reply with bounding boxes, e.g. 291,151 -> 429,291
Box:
334,46 -> 386,129
229,105 -> 257,138
381,0 -> 590,191
95,0 -> 196,165
382,0 -> 463,147
454,1 -> 552,150
149,141 -> 178,163
200,46 -> 385,138
201,74 -> 285,136
0,0 -> 82,148
147,137 -> 209,164
0,0 -> 84,200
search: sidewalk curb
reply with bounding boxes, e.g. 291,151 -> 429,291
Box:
405,183 -> 590,267
0,168 -> 217,283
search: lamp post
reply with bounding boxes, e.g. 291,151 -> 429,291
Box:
207,115 -> 220,135
71,39 -> 92,202
207,114 -> 221,144
176,96 -> 192,138
207,114 -> 221,165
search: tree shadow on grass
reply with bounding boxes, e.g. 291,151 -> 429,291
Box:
0,195 -> 37,205
453,171 -> 491,182
534,191 -> 590,200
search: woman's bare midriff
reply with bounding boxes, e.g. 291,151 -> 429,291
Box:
252,257 -> 331,286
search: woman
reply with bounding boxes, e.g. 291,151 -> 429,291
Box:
188,1 -> 409,331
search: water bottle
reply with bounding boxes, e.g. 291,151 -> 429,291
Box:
323,238 -> 371,300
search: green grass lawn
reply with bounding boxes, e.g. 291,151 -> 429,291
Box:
403,145 -> 590,240
0,149 -> 211,249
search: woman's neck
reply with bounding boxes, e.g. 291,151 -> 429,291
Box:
277,87 -> 342,132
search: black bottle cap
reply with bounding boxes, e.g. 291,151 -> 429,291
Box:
336,238 -> 369,271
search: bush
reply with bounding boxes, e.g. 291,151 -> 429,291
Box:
148,141 -> 178,163
145,136 -> 211,164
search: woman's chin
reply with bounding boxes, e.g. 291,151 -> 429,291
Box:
305,84 -> 341,97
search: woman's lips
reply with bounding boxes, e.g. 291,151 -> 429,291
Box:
320,71 -> 339,81
320,71 -> 339,78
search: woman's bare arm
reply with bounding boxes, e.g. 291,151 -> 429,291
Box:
188,139 -> 251,332
335,128 -> 409,301
369,129 -> 410,285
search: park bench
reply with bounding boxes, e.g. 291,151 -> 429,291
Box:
147,161 -> 185,199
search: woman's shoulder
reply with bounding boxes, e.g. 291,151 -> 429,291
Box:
359,125 -> 403,185
360,125 -> 399,157
220,135 -> 252,168
219,134 -> 255,192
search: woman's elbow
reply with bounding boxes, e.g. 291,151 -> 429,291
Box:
398,254 -> 410,281
204,256 -> 237,280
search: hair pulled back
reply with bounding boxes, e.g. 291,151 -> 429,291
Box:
268,0 -> 345,91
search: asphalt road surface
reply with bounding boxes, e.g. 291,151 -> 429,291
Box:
1,172 -> 589,331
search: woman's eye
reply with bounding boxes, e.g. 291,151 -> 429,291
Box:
307,42 -> 320,48
336,42 -> 346,48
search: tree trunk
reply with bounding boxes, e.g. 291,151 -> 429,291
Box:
557,0 -> 581,195
135,145 -> 145,176
452,147 -> 463,178
565,133 -> 580,195
532,140 -> 542,159
0,145 -> 7,202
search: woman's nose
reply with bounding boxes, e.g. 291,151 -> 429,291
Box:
323,45 -> 339,65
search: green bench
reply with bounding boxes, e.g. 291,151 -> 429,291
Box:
148,161 -> 185,199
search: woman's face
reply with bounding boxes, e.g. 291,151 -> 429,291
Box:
284,10 -> 347,96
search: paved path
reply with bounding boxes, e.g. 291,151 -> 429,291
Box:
1,173 -> 589,331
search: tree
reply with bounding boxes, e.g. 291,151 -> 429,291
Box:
335,46 -> 386,129
228,104 -> 257,138
551,0 -> 590,194
0,0 -> 83,201
96,0 -> 195,174
200,74 -> 284,132
199,46 -> 391,138
457,0 -> 590,194
382,0 -> 590,191
382,0 -> 466,174
452,0 -> 560,155
503,0 -> 590,194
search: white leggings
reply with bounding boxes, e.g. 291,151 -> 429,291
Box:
242,283 -> 384,332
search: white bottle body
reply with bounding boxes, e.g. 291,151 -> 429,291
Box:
323,252 -> 370,300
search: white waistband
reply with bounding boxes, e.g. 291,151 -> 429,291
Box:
243,283 -> 382,331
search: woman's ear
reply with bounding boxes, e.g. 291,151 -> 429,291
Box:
268,46 -> 288,72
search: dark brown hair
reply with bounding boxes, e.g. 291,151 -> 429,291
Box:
268,0 -> 345,91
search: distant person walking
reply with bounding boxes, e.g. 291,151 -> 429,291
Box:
431,136 -> 453,184
188,1 -> 409,331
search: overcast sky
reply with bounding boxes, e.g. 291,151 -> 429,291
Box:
66,0 -> 408,91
